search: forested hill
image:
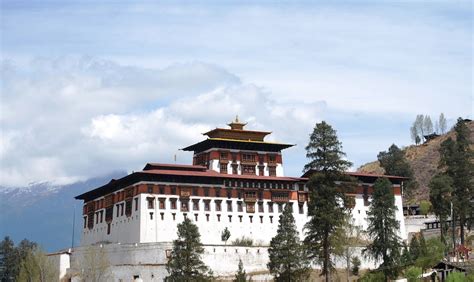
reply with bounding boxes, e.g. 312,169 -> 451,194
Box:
357,120 -> 474,204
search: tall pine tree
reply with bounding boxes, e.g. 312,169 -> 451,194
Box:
429,174 -> 453,244
439,118 -> 473,245
166,218 -> 212,281
268,204 -> 310,281
364,178 -> 402,281
303,121 -> 352,282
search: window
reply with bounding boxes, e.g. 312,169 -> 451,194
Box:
244,191 -> 257,201
206,214 -> 210,221
170,199 -> 177,210
105,207 -> 113,222
134,198 -> 138,211
192,187 -> 198,196
299,204 -> 304,214
181,200 -> 189,212
159,198 -> 166,209
116,204 -> 120,217
258,166 -> 264,176
228,215 -> 232,222
147,198 -> 154,209
242,153 -> 256,162
159,185 -> 165,194
278,203 -> 283,213
270,216 -> 273,223
217,214 -> 221,222
220,152 -> 228,160
249,216 -> 253,223
125,200 -> 132,216
147,185 -> 154,193
260,216 -> 263,223
268,155 -> 276,164
269,166 -> 276,177
237,201 -> 243,212
242,165 -> 255,175
204,187 -> 209,197
121,203 -> 124,216
160,212 -> 164,220
220,163 -> 228,174
204,200 -> 211,211
171,186 -> 177,195
149,212 -> 153,220
83,216 -> 87,228
215,188 -> 221,197
193,199 -> 200,211
172,213 -> 176,220
232,164 -> 238,174
194,214 -> 198,221
227,200 -> 233,212
268,202 -> 274,213
100,210 -> 104,223
107,223 -> 111,234
247,203 -> 255,213
258,202 -> 264,213
227,189 -> 232,199
239,215 -> 243,222
215,200 -> 222,212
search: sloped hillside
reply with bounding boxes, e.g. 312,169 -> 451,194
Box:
358,120 -> 474,204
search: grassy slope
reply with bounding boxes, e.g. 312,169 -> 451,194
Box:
357,121 -> 474,204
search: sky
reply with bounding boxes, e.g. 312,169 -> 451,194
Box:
0,0 -> 472,187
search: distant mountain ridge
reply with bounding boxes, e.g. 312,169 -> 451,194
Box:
0,171 -> 126,252
358,120 -> 474,204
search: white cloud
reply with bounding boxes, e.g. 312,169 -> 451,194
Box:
0,57 -> 326,186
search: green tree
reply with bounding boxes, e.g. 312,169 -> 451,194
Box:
360,271 -> 385,282
405,266 -> 422,282
268,204 -> 310,281
17,246 -> 58,282
221,227 -> 231,246
409,236 -> 421,262
0,237 -> 17,282
351,257 -> 361,276
303,121 -> 352,282
429,174 -> 453,243
419,200 -> 432,217
234,259 -> 247,282
415,238 -> 445,272
377,144 -> 418,197
439,118 -> 473,245
364,178 -> 402,281
166,218 -> 212,281
400,243 -> 412,266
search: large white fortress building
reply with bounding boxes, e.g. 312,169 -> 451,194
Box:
63,118 -> 407,281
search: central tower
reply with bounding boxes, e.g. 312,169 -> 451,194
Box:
182,117 -> 294,177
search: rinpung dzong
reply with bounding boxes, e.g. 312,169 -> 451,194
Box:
76,118 -> 407,248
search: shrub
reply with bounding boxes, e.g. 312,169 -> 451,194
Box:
360,271 -> 385,282
405,266 -> 422,282
351,256 -> 361,276
419,200 -> 432,217
232,236 -> 253,246
446,271 -> 466,282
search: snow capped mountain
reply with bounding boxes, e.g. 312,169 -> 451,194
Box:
0,171 -> 126,252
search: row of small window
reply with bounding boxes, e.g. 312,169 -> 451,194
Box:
147,198 -> 305,214
219,163 -> 277,176
149,212 -> 278,224
218,152 -> 277,163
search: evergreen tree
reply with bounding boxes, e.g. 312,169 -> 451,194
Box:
429,174 -> 453,243
408,236 -> 421,262
166,218 -> 212,281
377,144 -> 418,197
234,259 -> 247,282
0,236 -> 16,282
303,121 -> 352,282
221,227 -> 231,246
439,118 -> 473,244
364,178 -> 402,281
268,204 -> 310,281
415,238 -> 445,272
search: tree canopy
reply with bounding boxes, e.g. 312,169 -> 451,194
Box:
166,218 -> 212,281
268,204 -> 310,281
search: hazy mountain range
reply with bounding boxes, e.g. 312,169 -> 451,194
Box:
0,171 -> 126,252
